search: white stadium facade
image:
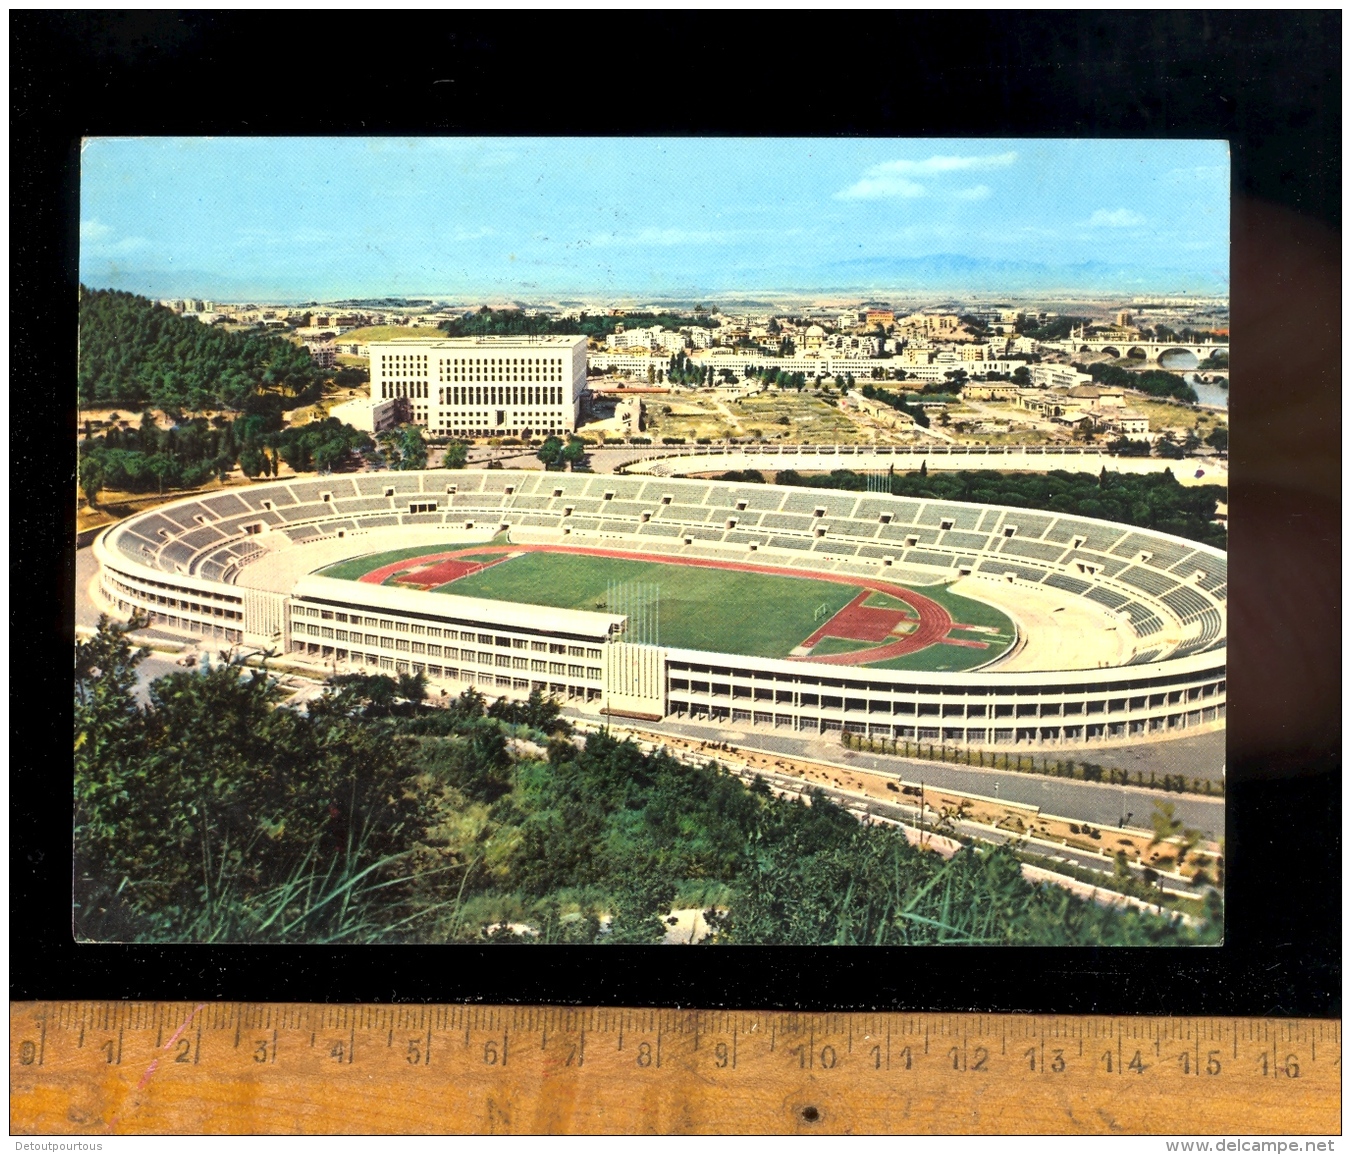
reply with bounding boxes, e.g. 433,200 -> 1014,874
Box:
92,469 -> 1226,750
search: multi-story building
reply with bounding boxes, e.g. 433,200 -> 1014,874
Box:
303,339 -> 337,369
826,333 -> 881,358
368,335 -> 586,438
899,313 -> 962,336
1029,364 -> 1093,391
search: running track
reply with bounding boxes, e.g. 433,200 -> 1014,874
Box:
344,542 -> 975,666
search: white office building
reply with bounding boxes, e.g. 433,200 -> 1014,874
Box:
368,335 -> 587,438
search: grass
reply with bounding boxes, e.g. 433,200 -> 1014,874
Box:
862,590 -> 917,615
864,644 -> 1006,673
318,542 -> 466,582
436,551 -> 861,658
917,582 -> 1016,631
809,636 -> 879,657
318,547 -> 1019,666
330,325 -> 444,345
729,392 -> 871,443
639,387 -> 884,446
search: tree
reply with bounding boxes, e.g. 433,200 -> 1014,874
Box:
1156,436 -> 1185,460
395,425 -> 428,471
75,631 -> 445,943
604,864 -> 678,944
79,456 -> 105,508
1205,426 -> 1228,453
1148,801 -> 1184,848
239,446 -> 265,479
74,613 -> 151,935
537,436 -> 564,469
560,438 -> 587,468
443,440 -> 468,469
145,452 -> 178,495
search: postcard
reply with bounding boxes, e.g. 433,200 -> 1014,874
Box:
74,138 -> 1228,946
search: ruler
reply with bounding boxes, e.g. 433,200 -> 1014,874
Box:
10,1003 -> 1339,1135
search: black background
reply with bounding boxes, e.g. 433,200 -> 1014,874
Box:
12,12 -> 1340,1015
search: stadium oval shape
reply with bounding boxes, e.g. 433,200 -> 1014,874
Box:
92,470 -> 1226,750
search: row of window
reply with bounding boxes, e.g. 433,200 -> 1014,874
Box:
292,603 -> 601,657
445,385 -> 564,407
442,425 -> 564,437
668,661 -> 1224,700
444,356 -> 563,384
103,573 -> 244,621
291,639 -> 599,682
292,642 -> 604,701
381,382 -> 428,399
666,677 -> 1221,714
668,703 -> 1223,741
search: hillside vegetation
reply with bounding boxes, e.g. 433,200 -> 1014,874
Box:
74,616 -> 1219,946
78,286 -> 319,409
77,288 -> 375,499
438,307 -> 715,341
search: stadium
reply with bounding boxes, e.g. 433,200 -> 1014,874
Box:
91,469 -> 1226,750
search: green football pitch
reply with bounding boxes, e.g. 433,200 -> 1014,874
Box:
438,551 -> 860,658
318,544 -> 1018,665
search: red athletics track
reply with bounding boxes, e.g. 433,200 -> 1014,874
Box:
355,551 -> 506,587
343,542 -> 982,665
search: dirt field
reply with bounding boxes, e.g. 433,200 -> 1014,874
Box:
947,575 -> 1131,671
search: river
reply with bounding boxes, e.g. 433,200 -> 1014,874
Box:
1158,349 -> 1228,409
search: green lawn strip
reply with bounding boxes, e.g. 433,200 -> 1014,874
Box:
912,582 -> 1016,631
316,542 -> 467,581
808,636 -> 882,657
861,590 -> 918,616
864,644 -> 1003,672
438,552 -> 861,658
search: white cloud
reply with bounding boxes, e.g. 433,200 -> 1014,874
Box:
866,151 -> 1018,176
836,175 -> 927,201
1085,208 -> 1147,228
80,218 -> 148,256
835,152 -> 1016,200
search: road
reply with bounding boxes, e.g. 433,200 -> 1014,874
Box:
717,762 -> 1208,898
583,713 -> 1224,838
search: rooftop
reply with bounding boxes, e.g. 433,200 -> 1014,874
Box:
367,335 -> 586,349
292,573 -> 622,641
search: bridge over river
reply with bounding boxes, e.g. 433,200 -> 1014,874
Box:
1043,337 -> 1228,365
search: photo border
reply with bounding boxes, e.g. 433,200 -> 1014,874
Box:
13,11 -> 1339,1016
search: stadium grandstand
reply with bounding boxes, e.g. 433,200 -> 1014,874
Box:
92,470 -> 1226,750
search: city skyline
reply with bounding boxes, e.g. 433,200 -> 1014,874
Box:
80,137 -> 1229,301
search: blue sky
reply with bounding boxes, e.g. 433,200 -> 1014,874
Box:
80,137 -> 1229,301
